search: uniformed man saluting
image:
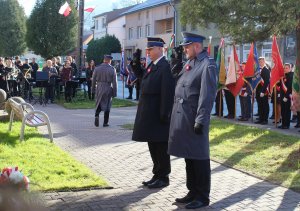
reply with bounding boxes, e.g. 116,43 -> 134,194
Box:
168,32 -> 217,209
92,55 -> 117,127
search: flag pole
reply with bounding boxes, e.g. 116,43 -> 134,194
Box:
251,90 -> 255,122
234,96 -> 236,119
219,89 -> 222,117
274,87 -> 277,128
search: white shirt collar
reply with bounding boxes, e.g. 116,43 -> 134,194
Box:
153,56 -> 164,65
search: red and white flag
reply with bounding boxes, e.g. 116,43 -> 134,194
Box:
59,2 -> 72,17
84,6 -> 95,13
270,35 -> 284,93
225,45 -> 244,96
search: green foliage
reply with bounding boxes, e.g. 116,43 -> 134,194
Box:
0,121 -> 108,191
180,0 -> 300,43
86,35 -> 121,65
0,0 -> 26,56
26,0 -> 78,59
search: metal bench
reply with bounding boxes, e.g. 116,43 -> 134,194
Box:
8,97 -> 53,142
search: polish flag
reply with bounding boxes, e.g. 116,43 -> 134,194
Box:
84,6 -> 95,13
59,2 -> 72,17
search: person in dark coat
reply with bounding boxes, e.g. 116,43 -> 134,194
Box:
132,37 -> 175,189
92,55 -> 117,127
255,57 -> 270,124
278,63 -> 293,129
168,32 -> 217,209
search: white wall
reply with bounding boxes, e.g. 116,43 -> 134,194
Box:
93,15 -> 106,40
107,16 -> 126,48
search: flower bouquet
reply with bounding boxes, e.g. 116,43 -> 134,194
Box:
0,166 -> 30,191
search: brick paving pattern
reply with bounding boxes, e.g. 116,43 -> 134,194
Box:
33,103 -> 300,211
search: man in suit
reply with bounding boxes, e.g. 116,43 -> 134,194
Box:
279,63 -> 293,129
255,57 -> 270,125
92,55 -> 117,127
132,37 -> 175,189
168,32 -> 217,209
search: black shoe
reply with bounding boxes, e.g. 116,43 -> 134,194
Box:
126,96 -> 132,99
260,121 -> 268,125
94,117 -> 99,127
254,120 -> 262,124
278,125 -> 289,129
142,177 -> 157,186
103,123 -> 109,127
238,118 -> 248,121
185,200 -> 209,209
294,124 -> 300,128
212,113 -> 217,116
147,179 -> 169,189
269,115 -> 275,119
175,193 -> 194,204
254,113 -> 259,116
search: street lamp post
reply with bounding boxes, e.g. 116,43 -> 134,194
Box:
77,0 -> 85,74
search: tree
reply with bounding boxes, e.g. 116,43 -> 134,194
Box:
0,0 -> 26,57
86,35 -> 121,65
180,0 -> 300,70
26,0 -> 78,59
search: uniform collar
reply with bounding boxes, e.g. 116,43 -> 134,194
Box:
153,55 -> 164,65
196,49 -> 208,62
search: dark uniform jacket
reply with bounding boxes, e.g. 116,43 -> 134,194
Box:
168,50 -> 217,160
280,72 -> 293,100
132,56 -> 175,142
256,66 -> 270,96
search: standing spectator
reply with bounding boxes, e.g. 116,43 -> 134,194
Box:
255,57 -> 270,124
42,60 -> 57,103
132,37 -> 175,189
92,55 -> 117,127
238,62 -> 251,121
86,60 -> 95,100
60,60 -> 73,102
279,63 -> 293,129
168,32 -> 217,209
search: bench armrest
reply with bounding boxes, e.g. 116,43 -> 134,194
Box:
20,102 -> 35,112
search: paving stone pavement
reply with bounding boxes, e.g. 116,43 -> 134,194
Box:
33,103 -> 300,211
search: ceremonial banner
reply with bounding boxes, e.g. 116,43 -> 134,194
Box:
226,45 -> 244,96
243,43 -> 262,91
270,35 -> 284,93
292,61 -> 300,111
167,34 -> 175,60
216,38 -> 226,89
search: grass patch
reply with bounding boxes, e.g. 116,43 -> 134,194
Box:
56,97 -> 137,109
121,119 -> 300,191
0,121 -> 108,192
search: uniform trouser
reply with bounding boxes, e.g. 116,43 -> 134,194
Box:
185,159 -> 210,204
258,95 -> 269,122
45,84 -> 54,102
281,100 -> 291,127
224,89 -> 235,116
240,96 -> 251,118
148,142 -> 170,181
215,90 -> 223,116
95,106 -> 110,124
128,86 -> 133,98
87,80 -> 94,100
297,112 -> 300,125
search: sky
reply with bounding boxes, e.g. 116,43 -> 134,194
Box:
17,0 -> 121,29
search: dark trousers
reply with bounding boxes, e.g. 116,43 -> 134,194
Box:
148,142 -> 170,181
257,95 -> 269,122
215,90 -> 223,116
95,106 -> 110,124
65,81 -> 73,102
45,84 -> 54,102
297,112 -> 300,125
224,89 -> 235,117
185,159 -> 210,204
128,86 -> 133,98
87,80 -> 94,100
239,96 -> 251,119
281,100 -> 291,127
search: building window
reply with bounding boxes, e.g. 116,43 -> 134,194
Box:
166,19 -> 172,33
129,28 -> 133,40
138,12 -> 141,20
102,17 -> 106,28
95,19 -> 98,30
137,26 -> 142,39
145,24 -> 150,37
166,5 -> 171,15
146,10 -> 149,19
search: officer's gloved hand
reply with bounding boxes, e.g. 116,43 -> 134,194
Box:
283,97 -> 288,102
194,123 -> 203,135
260,92 -> 264,97
160,115 -> 169,124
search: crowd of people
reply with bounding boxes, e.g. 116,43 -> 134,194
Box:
0,55 -> 98,104
213,57 -> 299,131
